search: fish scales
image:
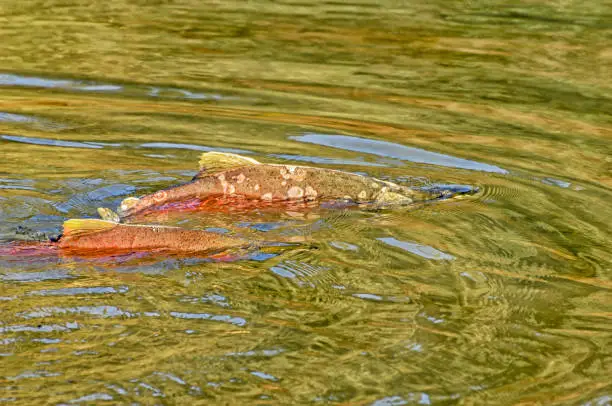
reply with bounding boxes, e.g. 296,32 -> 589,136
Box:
205,165 -> 393,201
118,168 -> 425,219
59,220 -> 247,254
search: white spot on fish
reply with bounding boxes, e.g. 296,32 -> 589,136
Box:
305,186 -> 318,200
218,173 -> 229,194
358,190 -> 367,200
280,166 -> 306,181
262,193 -> 273,201
294,168 -> 306,181
236,173 -> 246,184
254,184 -> 260,192
228,184 -> 236,195
153,190 -> 167,202
343,195 -> 352,200
281,180 -> 287,186
280,167 -> 291,179
371,182 -> 380,189
287,186 -> 304,199
120,197 -> 140,212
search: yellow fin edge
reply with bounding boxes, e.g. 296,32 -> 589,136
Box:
63,219 -> 117,237
197,152 -> 260,176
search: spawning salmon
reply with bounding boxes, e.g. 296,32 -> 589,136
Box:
106,152 -> 477,221
0,219 -> 249,260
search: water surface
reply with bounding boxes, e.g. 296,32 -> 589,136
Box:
1,0 -> 611,404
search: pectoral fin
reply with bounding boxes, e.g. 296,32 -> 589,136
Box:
63,219 -> 117,237
195,152 -> 260,178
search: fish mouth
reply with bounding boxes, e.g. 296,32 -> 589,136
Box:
419,184 -> 479,200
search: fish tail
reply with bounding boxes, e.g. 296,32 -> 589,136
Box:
0,241 -> 59,258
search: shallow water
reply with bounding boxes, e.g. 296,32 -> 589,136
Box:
1,0 -> 611,404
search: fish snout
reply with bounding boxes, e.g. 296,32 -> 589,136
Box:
420,184 -> 479,200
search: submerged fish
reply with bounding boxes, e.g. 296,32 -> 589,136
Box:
0,219 -> 249,259
107,152 -> 477,221
58,218 -> 248,254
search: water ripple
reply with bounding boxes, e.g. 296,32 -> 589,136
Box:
270,260 -> 335,287
140,142 -> 251,154
271,153 -> 386,167
28,286 -> 129,296
0,322 -> 79,333
178,294 -> 230,308
378,237 -> 455,260
226,348 -> 285,357
2,134 -> 102,149
0,73 -> 235,101
169,311 -> 247,327
68,393 -> 114,403
1,269 -> 73,283
250,370 -> 279,381
54,183 -> 137,214
292,133 -> 508,174
0,73 -> 76,89
6,370 -> 62,381
18,306 -> 136,319
0,112 -> 37,123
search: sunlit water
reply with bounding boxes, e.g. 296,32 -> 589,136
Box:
1,1 -> 611,404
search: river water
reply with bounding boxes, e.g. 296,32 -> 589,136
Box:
1,1 -> 611,404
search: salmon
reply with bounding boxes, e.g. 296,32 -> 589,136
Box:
0,219 -> 249,262
108,152 -> 476,221
57,219 -> 248,255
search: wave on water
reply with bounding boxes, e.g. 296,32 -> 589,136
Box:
291,133 -> 508,174
0,73 -> 234,101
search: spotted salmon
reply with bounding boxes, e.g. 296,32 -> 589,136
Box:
107,152 -> 477,221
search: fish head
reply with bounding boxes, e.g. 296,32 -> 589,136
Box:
373,185 -> 416,206
419,184 -> 480,200
373,183 -> 478,207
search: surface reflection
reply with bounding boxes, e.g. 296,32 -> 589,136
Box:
292,133 -> 508,174
0,0 -> 610,404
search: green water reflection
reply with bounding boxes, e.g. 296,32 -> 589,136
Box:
1,0 -> 611,404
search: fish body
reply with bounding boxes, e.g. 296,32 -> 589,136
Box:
0,219 -> 249,260
115,152 -> 468,220
0,219 -> 251,264
57,219 -> 248,255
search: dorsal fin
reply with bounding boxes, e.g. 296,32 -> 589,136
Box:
63,219 -> 117,237
196,152 -> 260,178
